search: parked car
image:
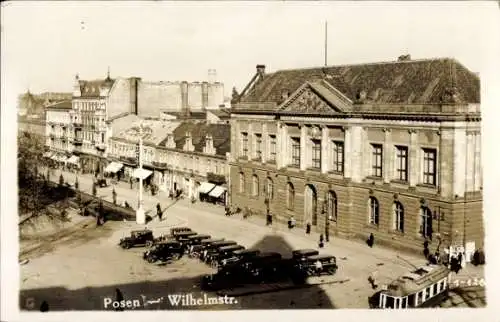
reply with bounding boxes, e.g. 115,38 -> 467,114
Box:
119,229 -> 155,249
201,241 -> 238,262
299,254 -> 338,276
188,238 -> 225,258
173,231 -> 197,241
220,249 -> 261,268
143,241 -> 184,263
209,245 -> 246,267
292,249 -> 320,261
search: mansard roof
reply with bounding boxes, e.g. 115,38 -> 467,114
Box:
239,58 -> 480,107
162,121 -> 230,157
78,78 -> 115,98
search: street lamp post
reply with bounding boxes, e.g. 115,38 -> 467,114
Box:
136,124 -> 146,225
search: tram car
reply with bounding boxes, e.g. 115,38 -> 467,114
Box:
369,264 -> 451,309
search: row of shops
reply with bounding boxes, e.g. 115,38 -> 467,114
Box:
103,161 -> 228,205
42,151 -> 81,170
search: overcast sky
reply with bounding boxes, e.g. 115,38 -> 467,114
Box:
1,1 -> 499,108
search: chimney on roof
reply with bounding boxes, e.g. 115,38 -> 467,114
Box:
181,81 -> 190,118
256,64 -> 266,76
398,54 -> 412,62
183,131 -> 194,152
203,134 -> 215,155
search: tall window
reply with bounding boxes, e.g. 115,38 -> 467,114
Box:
327,191 -> 337,222
252,175 -> 259,196
368,197 -> 379,225
396,146 -> 408,181
254,134 -> 262,160
239,172 -> 245,193
332,141 -> 344,174
101,133 -> 105,143
269,135 -> 277,162
394,201 -> 404,232
286,182 -> 295,209
423,148 -> 437,185
291,137 -> 301,167
265,177 -> 274,200
240,132 -> 248,157
371,144 -> 383,177
420,207 -> 433,239
311,139 -> 321,169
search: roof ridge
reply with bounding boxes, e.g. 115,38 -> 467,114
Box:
275,57 -> 456,73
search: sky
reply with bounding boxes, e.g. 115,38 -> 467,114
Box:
1,1 -> 499,108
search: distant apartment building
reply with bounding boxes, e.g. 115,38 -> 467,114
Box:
44,101 -> 77,164
138,80 -> 224,117
69,72 -> 140,173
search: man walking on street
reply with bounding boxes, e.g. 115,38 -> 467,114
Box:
157,203 -> 163,221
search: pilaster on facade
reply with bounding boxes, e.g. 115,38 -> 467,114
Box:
262,123 -> 268,163
452,127 -> 467,197
300,124 -> 307,171
408,129 -> 418,187
344,126 -> 353,180
321,125 -> 329,174
362,127 -> 370,179
474,133 -> 482,191
383,128 -> 392,184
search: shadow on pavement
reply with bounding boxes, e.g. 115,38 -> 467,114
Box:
20,233 -> 336,310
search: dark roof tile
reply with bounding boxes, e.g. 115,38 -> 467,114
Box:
170,121 -> 230,157
240,58 -> 480,105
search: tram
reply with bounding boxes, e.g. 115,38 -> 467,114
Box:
369,264 -> 451,309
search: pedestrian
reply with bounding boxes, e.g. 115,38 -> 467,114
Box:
319,234 -> 324,248
367,233 -> 374,248
157,203 -> 162,221
129,178 -> 133,189
325,224 -> 330,242
306,222 -> 311,234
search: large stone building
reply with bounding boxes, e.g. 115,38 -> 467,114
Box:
229,59 -> 482,255
138,80 -> 224,117
45,101 -> 77,163
70,72 -> 140,173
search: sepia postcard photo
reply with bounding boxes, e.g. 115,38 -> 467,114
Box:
1,1 -> 499,322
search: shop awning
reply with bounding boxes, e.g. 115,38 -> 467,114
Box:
67,155 -> 80,164
43,152 -> 53,158
199,182 -> 216,194
59,155 -> 68,162
104,162 -> 123,173
132,168 -> 152,180
209,186 -> 227,198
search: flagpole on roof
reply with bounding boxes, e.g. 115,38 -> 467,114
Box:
324,20 -> 328,67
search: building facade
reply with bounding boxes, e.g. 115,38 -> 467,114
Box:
230,59 -> 482,255
45,101 -> 73,157
157,121 -> 230,201
138,80 -> 224,117
70,73 -> 140,173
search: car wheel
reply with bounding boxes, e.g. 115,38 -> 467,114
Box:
146,241 -> 153,247
123,243 -> 131,249
147,257 -> 156,263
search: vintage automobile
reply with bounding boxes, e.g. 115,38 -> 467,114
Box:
119,229 -> 155,249
184,234 -> 211,247
96,178 -> 108,188
202,252 -> 290,290
300,254 -> 338,276
219,249 -> 261,268
201,240 -> 238,262
143,241 -> 184,263
170,227 -> 192,236
209,245 -> 246,267
188,238 -> 225,258
368,264 -> 451,309
173,231 -> 197,241
292,249 -> 320,261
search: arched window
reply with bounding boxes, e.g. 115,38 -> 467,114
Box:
265,177 -> 274,200
394,201 -> 404,232
420,207 -> 433,239
286,182 -> 295,210
252,175 -> 259,196
368,197 -> 379,225
239,172 -> 245,193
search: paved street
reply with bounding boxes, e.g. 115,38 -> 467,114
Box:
20,167 -> 486,310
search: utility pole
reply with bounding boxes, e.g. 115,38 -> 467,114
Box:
136,124 -> 145,225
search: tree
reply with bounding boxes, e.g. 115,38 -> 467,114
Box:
75,176 -> 79,190
59,174 -> 64,186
